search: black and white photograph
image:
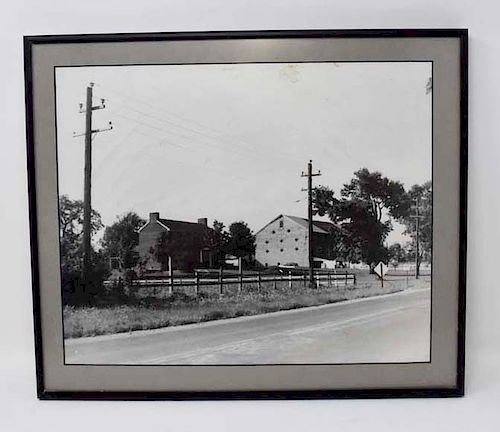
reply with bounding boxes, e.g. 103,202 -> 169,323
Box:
57,61 -> 433,365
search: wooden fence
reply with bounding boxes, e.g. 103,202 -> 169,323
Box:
113,269 -> 356,296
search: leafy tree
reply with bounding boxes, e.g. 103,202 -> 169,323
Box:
58,195 -> 106,304
101,212 -> 146,270
204,219 -> 229,267
225,221 -> 255,259
388,242 -> 408,266
341,168 -> 409,221
312,168 -> 408,269
398,181 -> 432,274
312,185 -> 339,219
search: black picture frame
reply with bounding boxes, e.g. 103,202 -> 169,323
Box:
24,28 -> 468,400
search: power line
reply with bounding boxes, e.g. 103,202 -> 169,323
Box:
95,83 -> 307,166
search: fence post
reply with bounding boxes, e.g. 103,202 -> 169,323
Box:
288,271 -> 292,289
258,271 -> 261,292
273,278 -> 277,290
219,267 -> 223,296
195,271 -> 199,296
353,273 -> 357,285
345,270 -> 348,286
168,255 -> 173,295
238,257 -> 243,294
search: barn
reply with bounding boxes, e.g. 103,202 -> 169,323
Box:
255,214 -> 339,268
137,212 -> 213,272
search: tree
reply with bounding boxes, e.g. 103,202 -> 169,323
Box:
312,185 -> 339,219
388,242 -> 408,266
398,181 -> 432,274
225,222 -> 255,259
312,169 -> 408,269
58,195 -> 105,304
101,212 -> 146,270
204,220 -> 229,267
341,168 -> 409,221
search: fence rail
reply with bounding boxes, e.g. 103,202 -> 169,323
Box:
105,269 -> 356,296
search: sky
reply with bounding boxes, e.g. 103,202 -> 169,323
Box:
55,62 -> 432,245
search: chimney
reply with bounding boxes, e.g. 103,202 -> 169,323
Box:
197,218 -> 208,227
149,212 -> 160,222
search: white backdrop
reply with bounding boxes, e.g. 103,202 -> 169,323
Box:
1,1 -> 499,431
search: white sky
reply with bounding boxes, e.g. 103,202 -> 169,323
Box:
55,62 -> 432,245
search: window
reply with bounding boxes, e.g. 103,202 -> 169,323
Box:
287,229 -> 291,233
277,262 -> 280,266
265,240 -> 269,244
295,247 -> 299,251
280,248 -> 284,252
271,230 -> 275,234
265,263 -> 268,267
280,239 -> 283,243
266,249 -> 269,253
295,238 -> 298,242
279,220 -> 284,228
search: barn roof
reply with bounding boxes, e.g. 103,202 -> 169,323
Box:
255,214 -> 339,236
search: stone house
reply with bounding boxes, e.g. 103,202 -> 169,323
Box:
137,212 -> 213,272
255,214 -> 339,268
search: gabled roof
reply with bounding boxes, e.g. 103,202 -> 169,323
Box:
255,214 -> 339,236
138,218 -> 209,234
158,218 -> 207,233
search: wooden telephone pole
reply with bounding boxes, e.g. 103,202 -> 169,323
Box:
73,83 -> 112,289
301,160 -> 321,287
412,196 -> 425,279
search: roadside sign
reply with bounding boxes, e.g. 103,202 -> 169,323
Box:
374,262 -> 388,278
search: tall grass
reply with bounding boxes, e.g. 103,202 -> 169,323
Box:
63,277 -> 428,339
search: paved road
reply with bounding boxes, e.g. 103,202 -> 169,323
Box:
65,288 -> 430,365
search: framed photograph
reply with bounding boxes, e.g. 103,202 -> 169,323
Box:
24,29 -> 467,399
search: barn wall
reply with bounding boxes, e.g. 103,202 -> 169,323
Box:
255,216 -> 309,267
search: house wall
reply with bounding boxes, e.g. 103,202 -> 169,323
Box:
255,215 -> 309,267
137,222 -> 166,271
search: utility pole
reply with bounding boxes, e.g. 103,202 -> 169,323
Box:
412,197 -> 425,280
301,160 -> 321,287
73,83 -> 112,289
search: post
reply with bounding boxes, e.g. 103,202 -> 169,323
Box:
168,255 -> 173,295
303,272 -> 307,287
73,83 -> 111,291
219,266 -> 223,295
258,271 -> 261,292
415,197 -> 420,280
301,160 -> 321,288
328,271 -> 331,287
82,84 -> 93,288
195,271 -> 199,296
345,270 -> 348,286
288,271 -> 292,289
380,263 -> 384,288
238,257 -> 243,293
306,161 -> 315,289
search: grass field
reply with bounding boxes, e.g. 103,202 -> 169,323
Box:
63,274 -> 430,339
